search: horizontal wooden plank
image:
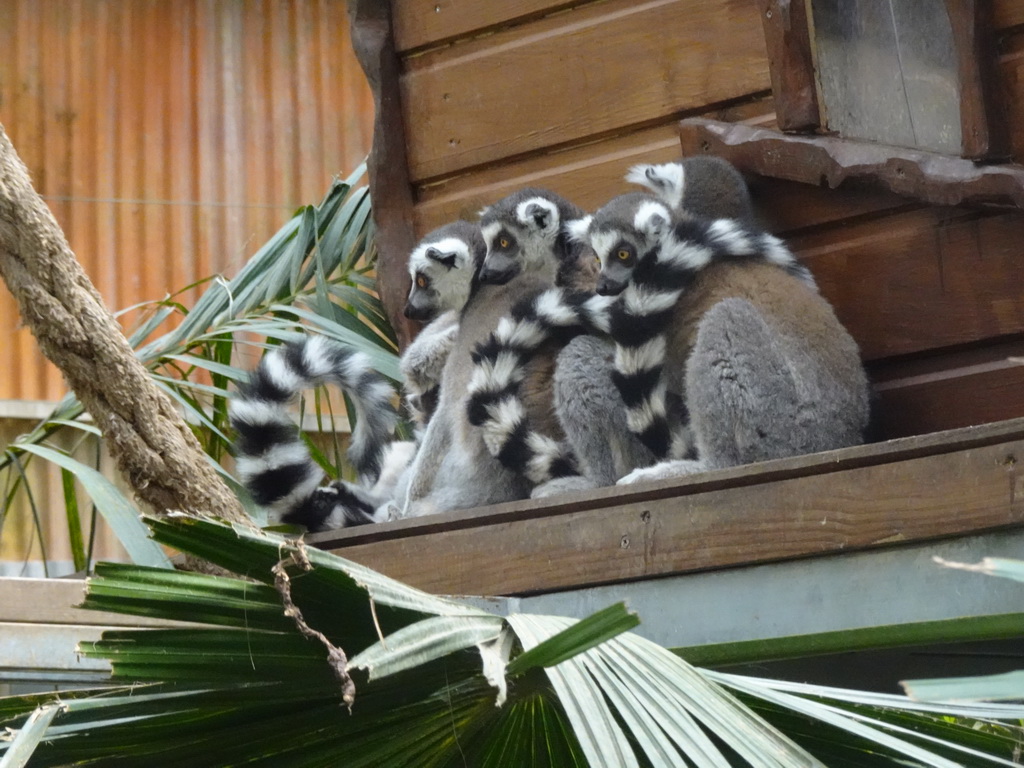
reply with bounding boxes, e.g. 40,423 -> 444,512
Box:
390,0 -> 597,53
320,419 -> 1024,595
385,0 -> 1024,58
790,206 -> 1024,361
414,100 -> 776,236
402,0 -> 770,182
872,341 -> 1024,439
414,142 -> 917,241
414,123 -> 682,234
995,1 -> 1024,30
0,579 -> 193,627
751,177 -> 915,236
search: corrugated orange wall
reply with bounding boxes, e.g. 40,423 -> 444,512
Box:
0,0 -> 374,401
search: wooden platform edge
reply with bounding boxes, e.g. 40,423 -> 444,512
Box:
318,418 -> 1024,596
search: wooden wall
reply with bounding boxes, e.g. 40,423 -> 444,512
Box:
358,0 -> 1024,441
0,0 -> 374,403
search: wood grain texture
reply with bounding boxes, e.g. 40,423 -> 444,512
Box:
872,343 -> 1024,439
790,206 -> 1024,361
750,177 -> 915,236
679,119 -> 1024,208
401,0 -> 771,182
321,425 -> 1024,595
758,0 -> 819,131
415,124 -> 682,234
1000,33 -> 1024,164
413,100 -> 775,236
947,0 -> 1011,159
390,0 -> 597,53
348,0 -> 418,348
994,1 -> 1024,30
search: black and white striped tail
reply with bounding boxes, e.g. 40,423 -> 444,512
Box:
467,289 -> 607,484
229,335 -> 397,530
468,218 -> 809,483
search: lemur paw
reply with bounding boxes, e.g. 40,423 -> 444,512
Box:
617,459 -> 707,486
531,476 -> 600,499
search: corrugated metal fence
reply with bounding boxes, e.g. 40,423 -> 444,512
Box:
0,0 -> 374,401
0,0 -> 374,573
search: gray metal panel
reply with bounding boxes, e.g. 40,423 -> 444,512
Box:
504,530 -> 1024,650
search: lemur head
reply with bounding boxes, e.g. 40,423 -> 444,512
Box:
568,192 -> 671,296
477,188 -> 585,286
626,156 -> 752,221
404,220 -> 484,321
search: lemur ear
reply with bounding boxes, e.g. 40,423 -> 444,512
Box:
565,215 -> 592,243
516,197 -> 559,234
426,247 -> 458,269
525,202 -> 553,230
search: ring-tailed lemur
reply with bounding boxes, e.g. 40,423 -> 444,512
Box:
626,155 -> 753,220
602,156 -> 755,295
401,220 -> 485,427
390,188 -> 595,518
468,195 -> 866,487
532,157 -> 758,494
230,222 -> 484,532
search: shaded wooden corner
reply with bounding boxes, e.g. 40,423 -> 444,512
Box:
679,118 -> 1024,210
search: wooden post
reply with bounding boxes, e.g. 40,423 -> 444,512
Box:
347,0 -> 419,349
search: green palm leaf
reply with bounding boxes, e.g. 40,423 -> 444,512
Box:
4,515 -> 1024,767
1,165 -> 401,566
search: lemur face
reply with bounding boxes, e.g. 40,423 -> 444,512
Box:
575,193 -> 672,296
478,190 -> 565,286
404,222 -> 483,321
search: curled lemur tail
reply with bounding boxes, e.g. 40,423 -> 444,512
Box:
229,335 -> 397,528
468,218 -> 810,485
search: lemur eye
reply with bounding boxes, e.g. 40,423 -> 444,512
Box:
499,237 -> 511,249
416,275 -> 427,289
617,248 -> 631,261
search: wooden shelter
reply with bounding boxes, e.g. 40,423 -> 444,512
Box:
313,1 -> 1024,686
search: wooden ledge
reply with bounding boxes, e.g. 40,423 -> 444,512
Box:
314,418 -> 1024,596
678,118 -> 1024,209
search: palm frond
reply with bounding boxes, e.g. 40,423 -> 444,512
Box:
1,165 -> 400,566
3,516 -> 1023,767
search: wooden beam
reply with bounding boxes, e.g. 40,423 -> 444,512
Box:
679,118 -> 1024,209
757,0 -> 820,131
318,419 -> 1024,596
946,0 -> 1011,160
347,0 -> 418,349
